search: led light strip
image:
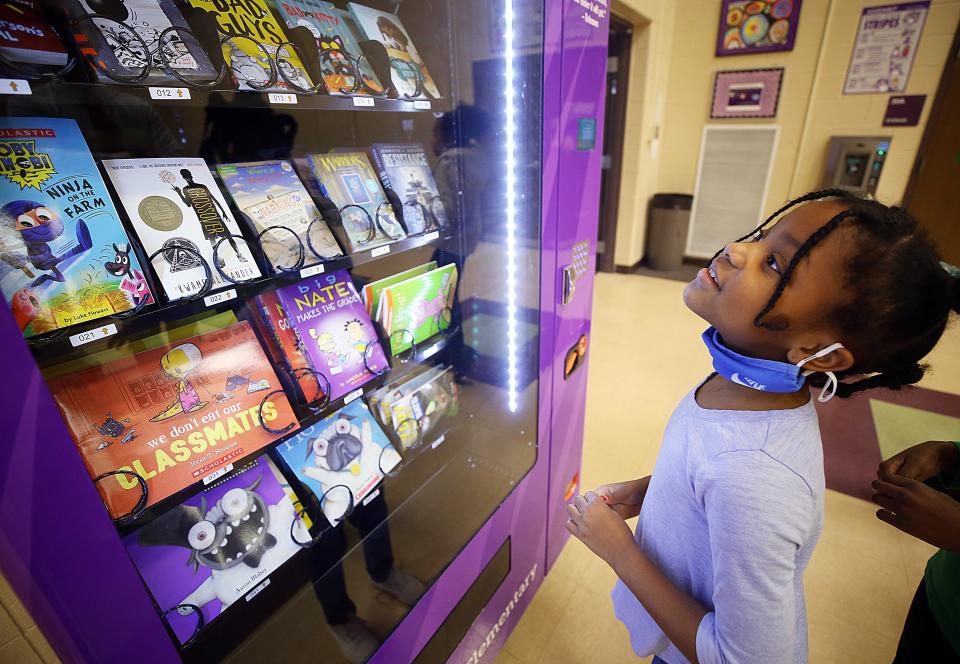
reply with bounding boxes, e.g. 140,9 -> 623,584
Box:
503,0 -> 519,413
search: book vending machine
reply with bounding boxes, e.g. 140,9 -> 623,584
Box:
0,0 -> 607,660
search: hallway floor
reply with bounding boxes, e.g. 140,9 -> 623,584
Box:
496,272 -> 960,664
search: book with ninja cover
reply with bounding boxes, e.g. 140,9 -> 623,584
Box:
123,456 -> 307,644
48,321 -> 296,518
0,117 -> 154,337
0,1 -> 68,67
102,157 -> 261,301
370,143 -> 448,234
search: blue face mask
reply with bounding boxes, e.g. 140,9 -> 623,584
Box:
702,327 -> 845,402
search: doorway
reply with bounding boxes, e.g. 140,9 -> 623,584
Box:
903,25 -> 960,263
596,14 -> 632,273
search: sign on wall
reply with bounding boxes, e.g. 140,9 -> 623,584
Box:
843,2 -> 929,95
882,94 -> 926,125
716,0 -> 803,56
711,68 -> 784,118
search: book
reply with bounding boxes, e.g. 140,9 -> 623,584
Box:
250,289 -> 323,405
0,117 -> 154,337
186,0 -> 314,92
379,263 -> 457,355
307,151 -> 406,253
276,269 -> 388,401
360,260 -> 434,317
370,143 -> 448,233
123,456 -> 307,644
385,365 -> 457,449
346,3 -> 440,99
101,157 -> 261,301
274,400 -> 400,522
66,0 -> 217,84
48,321 -> 296,519
274,0 -> 384,96
216,160 -> 342,270
0,1 -> 68,67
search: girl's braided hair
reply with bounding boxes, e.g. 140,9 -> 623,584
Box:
712,189 -> 959,398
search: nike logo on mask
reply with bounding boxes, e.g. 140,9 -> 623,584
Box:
731,373 -> 766,391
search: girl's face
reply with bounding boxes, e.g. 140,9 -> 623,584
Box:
683,200 -> 853,362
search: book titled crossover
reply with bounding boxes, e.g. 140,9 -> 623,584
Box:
0,117 -> 154,337
49,321 -> 296,518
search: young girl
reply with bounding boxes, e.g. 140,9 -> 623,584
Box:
565,190 -> 958,664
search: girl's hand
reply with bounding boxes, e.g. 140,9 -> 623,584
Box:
878,440 -> 960,481
566,491 -> 636,565
595,476 -> 651,520
872,473 -> 960,553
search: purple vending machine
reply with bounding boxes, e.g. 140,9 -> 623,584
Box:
0,0 -> 607,660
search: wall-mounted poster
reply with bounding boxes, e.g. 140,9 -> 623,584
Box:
843,2 -> 929,94
716,0 -> 802,56
711,68 -> 784,118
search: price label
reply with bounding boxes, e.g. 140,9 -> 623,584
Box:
300,263 -> 325,278
422,342 -> 441,359
413,100 -> 431,110
424,231 -> 440,242
432,434 -> 446,449
69,324 -> 118,347
370,245 -> 391,258
245,578 -> 271,602
344,388 -> 364,404
203,288 -> 237,307
0,79 -> 31,95
362,488 -> 381,506
202,464 -> 234,485
268,92 -> 297,105
352,96 -> 375,107
149,86 -> 191,100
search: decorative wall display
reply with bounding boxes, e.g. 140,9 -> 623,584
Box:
710,68 -> 784,119
844,2 -> 929,95
716,0 -> 802,56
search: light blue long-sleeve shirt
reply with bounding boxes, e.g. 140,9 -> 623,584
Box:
612,382 -> 824,664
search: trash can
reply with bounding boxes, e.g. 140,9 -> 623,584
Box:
645,193 -> 693,271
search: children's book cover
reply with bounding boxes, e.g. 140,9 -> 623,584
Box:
186,0 -> 313,92
0,1 -> 68,66
380,263 -> 457,354
123,456 -> 307,644
307,151 -> 405,253
251,289 -> 324,405
346,3 -> 440,99
276,269 -> 388,401
48,321 -> 296,518
366,363 -> 439,436
370,143 -> 448,233
0,117 -> 153,337
216,160 -> 342,268
102,157 -> 260,301
275,0 -> 384,96
389,365 -> 457,448
67,0 -> 216,84
361,260 -> 434,317
275,400 -> 400,522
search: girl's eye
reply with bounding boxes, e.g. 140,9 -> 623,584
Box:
766,254 -> 782,274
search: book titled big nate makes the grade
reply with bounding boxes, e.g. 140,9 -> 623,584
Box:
0,117 -> 153,337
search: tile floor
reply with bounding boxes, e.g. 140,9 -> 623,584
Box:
497,272 -> 960,664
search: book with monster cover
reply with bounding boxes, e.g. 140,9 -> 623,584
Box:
0,117 -> 154,337
102,157 -> 261,301
276,269 -> 388,401
123,456 -> 307,644
275,0 -> 384,96
48,321 -> 296,519
379,263 -> 457,355
307,151 -> 405,253
370,143 -> 448,233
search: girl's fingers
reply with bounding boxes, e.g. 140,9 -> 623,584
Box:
876,508 -> 900,527
565,518 -> 577,535
574,495 -> 588,512
566,503 -> 580,520
871,479 -> 905,497
871,493 -> 897,512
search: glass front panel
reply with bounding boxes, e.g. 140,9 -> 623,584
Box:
0,0 -> 542,659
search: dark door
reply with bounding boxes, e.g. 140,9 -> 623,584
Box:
596,15 -> 632,273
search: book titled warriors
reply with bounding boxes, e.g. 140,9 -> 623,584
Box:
0,117 -> 154,337
216,160 -> 342,270
307,151 -> 405,253
102,157 -> 260,301
370,143 -> 448,233
379,263 -> 457,355
48,321 -> 296,518
347,3 -> 440,99
276,269 -> 388,401
0,1 -> 68,67
124,456 -> 307,644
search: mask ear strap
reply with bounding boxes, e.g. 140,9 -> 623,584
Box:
796,342 -> 845,370
797,343 -> 844,403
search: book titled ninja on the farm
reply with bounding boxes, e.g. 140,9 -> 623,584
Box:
48,321 -> 296,519
0,117 -> 154,337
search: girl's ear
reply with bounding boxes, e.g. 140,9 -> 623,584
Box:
787,343 -> 855,373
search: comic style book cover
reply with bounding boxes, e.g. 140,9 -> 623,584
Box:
275,0 -> 384,96
361,260 -> 434,317
0,1 -> 68,66
185,0 -> 313,92
66,0 -> 216,84
379,263 -> 457,355
366,363 -> 439,433
0,117 -> 153,337
123,456 -> 307,644
48,321 -> 296,519
276,269 -> 388,401
102,157 -> 261,301
307,151 -> 406,253
274,400 -> 400,522
346,3 -> 440,99
370,143 -> 448,234
216,160 -> 342,270
386,365 -> 458,449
